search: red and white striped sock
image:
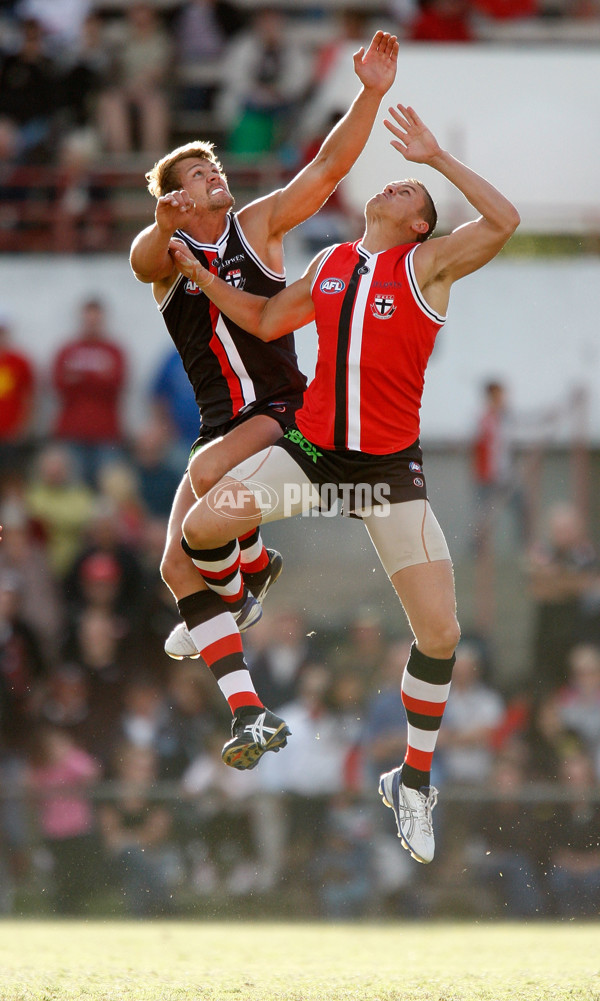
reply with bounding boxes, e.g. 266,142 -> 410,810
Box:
401,643 -> 454,790
238,528 -> 269,574
182,537 -> 245,611
177,590 -> 262,714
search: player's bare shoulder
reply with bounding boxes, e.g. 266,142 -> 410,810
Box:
236,193 -> 286,274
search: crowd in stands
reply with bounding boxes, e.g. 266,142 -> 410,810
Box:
0,296 -> 600,919
1,0 -> 599,251
1,0 -> 599,922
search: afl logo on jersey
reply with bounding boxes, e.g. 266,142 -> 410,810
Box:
184,279 -> 202,295
225,268 -> 245,289
320,277 -> 346,294
371,294 -> 397,319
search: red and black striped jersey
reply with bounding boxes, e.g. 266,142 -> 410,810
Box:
159,212 -> 306,427
295,240 -> 446,455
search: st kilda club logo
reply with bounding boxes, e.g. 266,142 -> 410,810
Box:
224,268 -> 245,289
370,293 -> 397,319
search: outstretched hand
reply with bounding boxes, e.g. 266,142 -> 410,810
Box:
353,30 -> 398,95
384,104 -> 442,164
169,239 -> 215,289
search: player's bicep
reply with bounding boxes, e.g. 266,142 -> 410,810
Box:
419,219 -> 511,285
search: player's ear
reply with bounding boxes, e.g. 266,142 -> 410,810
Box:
412,219 -> 429,236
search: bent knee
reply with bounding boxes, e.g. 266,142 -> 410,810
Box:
416,618 -> 461,661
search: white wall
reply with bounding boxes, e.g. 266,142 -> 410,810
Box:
309,45 -> 600,234
2,250 -> 600,442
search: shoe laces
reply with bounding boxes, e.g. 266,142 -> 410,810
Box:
417,786 -> 438,836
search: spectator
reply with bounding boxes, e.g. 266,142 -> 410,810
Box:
257,664 -> 354,901
96,2 -> 172,156
173,0 -> 243,114
471,380 -> 526,550
0,16 -> 59,162
469,753 -> 546,916
246,609 -> 312,710
436,642 -> 505,785
0,569 -> 47,753
129,419 -> 181,520
363,639 -> 412,781
25,443 -> 95,578
526,501 -> 597,696
67,607 -> 129,768
51,297 -> 128,487
0,510 -> 63,663
159,662 -> 219,779
314,794 -> 373,919
0,310 -> 35,477
15,0 -> 93,55
554,643 -> 600,776
406,0 -> 476,41
37,663 -> 93,750
217,8 -> 312,158
332,607 -> 389,687
26,725 -> 101,915
547,748 -> 600,917
51,130 -> 111,254
149,346 -> 201,462
96,461 -> 146,548
98,742 -> 173,916
118,674 -> 171,756
64,496 -> 145,635
58,12 -> 110,139
181,731 -> 262,895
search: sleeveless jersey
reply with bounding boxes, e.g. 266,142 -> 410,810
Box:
159,212 -> 306,427
295,240 -> 446,455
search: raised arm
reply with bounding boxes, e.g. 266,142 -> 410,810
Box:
385,105 -> 520,296
169,240 -> 318,341
241,31 -> 398,244
130,190 -> 197,284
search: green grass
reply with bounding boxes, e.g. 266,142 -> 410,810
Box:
1,920 -> 599,1001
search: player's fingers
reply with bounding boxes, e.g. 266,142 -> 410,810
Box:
389,139 -> 408,156
386,109 -> 408,133
388,105 -> 408,125
384,120 -> 407,143
383,33 -> 397,56
405,105 -> 422,125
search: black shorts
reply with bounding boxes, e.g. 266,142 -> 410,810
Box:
276,424 -> 428,516
189,396 -> 303,462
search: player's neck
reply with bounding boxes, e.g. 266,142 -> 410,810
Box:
182,208 -> 230,247
361,221 -> 413,255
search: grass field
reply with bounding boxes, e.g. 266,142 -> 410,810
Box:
1,920 -> 599,1001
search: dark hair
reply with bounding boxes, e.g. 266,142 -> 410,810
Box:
408,178 -> 437,242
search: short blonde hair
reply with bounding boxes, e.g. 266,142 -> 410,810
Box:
145,141 -> 225,198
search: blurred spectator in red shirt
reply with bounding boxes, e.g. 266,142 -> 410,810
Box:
51,297 -> 127,487
407,0 -> 476,41
0,311 -> 35,477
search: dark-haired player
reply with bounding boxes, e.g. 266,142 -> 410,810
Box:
169,103 -> 520,861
